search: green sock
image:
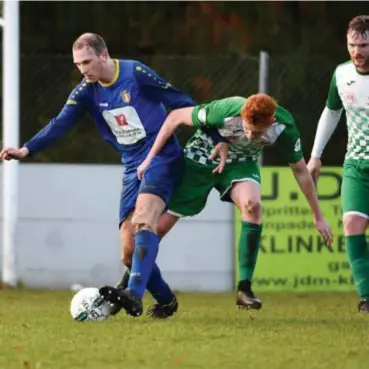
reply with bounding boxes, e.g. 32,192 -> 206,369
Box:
346,235 -> 369,300
238,221 -> 263,282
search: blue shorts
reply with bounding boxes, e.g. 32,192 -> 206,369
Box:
119,153 -> 184,226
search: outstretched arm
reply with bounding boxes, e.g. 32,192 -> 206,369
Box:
137,97 -> 243,179
136,107 -> 194,180
289,158 -> 333,247
290,159 -> 323,220
0,83 -> 88,160
274,107 -> 333,247
147,107 -> 194,162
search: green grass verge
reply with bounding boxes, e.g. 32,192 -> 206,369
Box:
0,290 -> 367,369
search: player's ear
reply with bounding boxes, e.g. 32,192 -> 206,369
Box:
99,49 -> 109,61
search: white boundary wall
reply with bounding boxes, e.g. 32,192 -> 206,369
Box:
0,163 -> 234,292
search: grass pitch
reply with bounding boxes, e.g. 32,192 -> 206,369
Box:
0,290 -> 367,369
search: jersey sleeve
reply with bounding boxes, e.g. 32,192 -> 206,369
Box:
192,97 -> 245,129
200,127 -> 230,144
133,61 -> 196,109
326,70 -> 343,110
24,82 -> 89,155
274,107 -> 303,164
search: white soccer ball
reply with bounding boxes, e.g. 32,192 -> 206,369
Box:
70,287 -> 111,322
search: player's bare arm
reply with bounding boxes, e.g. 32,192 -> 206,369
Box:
289,158 -> 333,247
137,107 -> 194,179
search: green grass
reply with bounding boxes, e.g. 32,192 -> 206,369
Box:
0,290 -> 368,369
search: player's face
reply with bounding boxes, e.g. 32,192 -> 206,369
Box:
347,30 -> 369,71
243,116 -> 274,141
73,46 -> 107,83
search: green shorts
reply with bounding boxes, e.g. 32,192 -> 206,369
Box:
168,158 -> 260,217
342,159 -> 369,219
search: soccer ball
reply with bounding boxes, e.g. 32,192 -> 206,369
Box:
70,287 -> 111,322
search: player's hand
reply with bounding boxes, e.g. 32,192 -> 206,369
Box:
209,142 -> 229,174
0,147 -> 29,161
314,218 -> 333,249
307,157 -> 322,184
137,158 -> 150,180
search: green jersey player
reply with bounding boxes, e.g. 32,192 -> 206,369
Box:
308,15 -> 369,313
135,93 -> 332,310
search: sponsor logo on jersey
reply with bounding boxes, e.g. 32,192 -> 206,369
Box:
346,80 -> 355,86
114,114 -> 129,126
102,106 -> 146,145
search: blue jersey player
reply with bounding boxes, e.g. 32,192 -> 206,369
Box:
0,33 -> 196,318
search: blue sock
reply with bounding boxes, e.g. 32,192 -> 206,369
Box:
128,230 -> 159,299
147,263 -> 174,304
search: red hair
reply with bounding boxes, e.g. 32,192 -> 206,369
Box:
241,94 -> 277,126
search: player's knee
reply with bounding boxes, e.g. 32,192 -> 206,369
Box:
134,223 -> 154,233
343,214 -> 367,235
131,201 -> 161,233
243,199 -> 261,218
131,212 -> 155,233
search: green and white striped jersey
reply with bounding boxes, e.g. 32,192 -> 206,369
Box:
327,61 -> 369,160
185,96 -> 303,167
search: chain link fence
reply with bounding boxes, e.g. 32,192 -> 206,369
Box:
2,53 -> 347,165
267,55 -> 347,166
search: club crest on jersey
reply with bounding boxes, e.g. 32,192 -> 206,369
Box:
343,92 -> 354,104
121,90 -> 131,104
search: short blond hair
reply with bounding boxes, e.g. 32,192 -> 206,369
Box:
72,33 -> 107,55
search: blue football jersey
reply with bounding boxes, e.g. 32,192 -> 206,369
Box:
24,59 -> 196,167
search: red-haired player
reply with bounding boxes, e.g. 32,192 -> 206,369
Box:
109,93 -> 333,311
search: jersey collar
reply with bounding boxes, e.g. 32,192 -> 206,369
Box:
98,59 -> 120,87
356,68 -> 369,76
